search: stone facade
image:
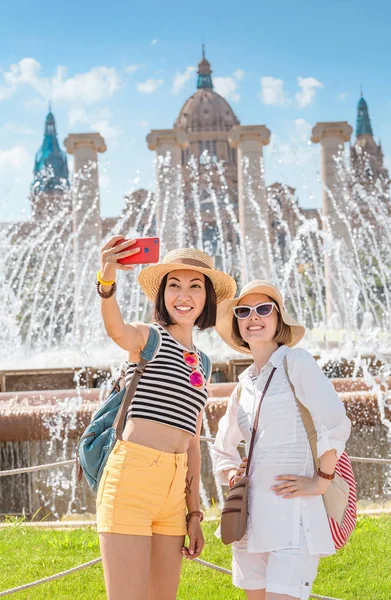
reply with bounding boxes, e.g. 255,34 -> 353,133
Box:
16,61 -> 389,294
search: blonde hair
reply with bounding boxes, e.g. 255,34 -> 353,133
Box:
231,297 -> 292,350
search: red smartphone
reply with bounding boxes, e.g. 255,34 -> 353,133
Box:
114,237 -> 160,265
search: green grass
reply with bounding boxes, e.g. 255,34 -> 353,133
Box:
0,517 -> 390,599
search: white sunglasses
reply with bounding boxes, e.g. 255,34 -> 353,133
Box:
233,302 -> 279,320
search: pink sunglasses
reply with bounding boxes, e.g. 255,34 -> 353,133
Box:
183,351 -> 205,388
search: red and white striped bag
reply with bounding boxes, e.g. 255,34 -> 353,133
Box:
284,358 -> 357,550
328,451 -> 357,549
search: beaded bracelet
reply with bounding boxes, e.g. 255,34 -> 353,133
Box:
96,280 -> 117,299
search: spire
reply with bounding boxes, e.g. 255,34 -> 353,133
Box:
356,93 -> 373,137
197,45 -> 213,90
32,108 -> 69,194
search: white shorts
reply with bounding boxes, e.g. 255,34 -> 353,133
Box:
232,526 -> 320,600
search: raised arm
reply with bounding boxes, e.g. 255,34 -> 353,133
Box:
99,235 -> 149,354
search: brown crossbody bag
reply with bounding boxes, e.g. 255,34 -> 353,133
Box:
220,367 -> 277,545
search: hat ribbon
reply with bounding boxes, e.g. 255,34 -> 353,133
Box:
165,257 -> 212,269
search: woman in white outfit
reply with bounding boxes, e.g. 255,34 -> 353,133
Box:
212,280 -> 351,600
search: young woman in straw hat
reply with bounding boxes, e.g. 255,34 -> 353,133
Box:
96,236 -> 236,600
212,280 -> 351,600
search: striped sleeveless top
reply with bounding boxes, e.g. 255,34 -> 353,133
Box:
124,323 -> 208,435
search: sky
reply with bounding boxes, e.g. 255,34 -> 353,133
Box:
1,0 -> 391,221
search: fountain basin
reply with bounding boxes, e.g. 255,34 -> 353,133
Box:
0,378 -> 389,442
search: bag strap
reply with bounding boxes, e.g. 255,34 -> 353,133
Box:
199,350 -> 212,381
113,325 -> 161,440
245,367 -> 277,477
283,355 -> 320,469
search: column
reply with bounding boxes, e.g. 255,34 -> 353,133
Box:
147,129 -> 188,253
311,122 -> 352,322
64,133 -> 106,343
229,125 -> 271,283
64,133 -> 106,248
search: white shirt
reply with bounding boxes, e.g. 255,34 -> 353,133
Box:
212,345 -> 351,556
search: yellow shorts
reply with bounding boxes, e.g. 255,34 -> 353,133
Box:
96,439 -> 188,537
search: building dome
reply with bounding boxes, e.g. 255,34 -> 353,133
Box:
174,48 -> 240,133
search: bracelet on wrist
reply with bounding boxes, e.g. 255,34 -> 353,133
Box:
186,510 -> 204,524
97,270 -> 116,286
96,280 -> 116,299
317,467 -> 335,480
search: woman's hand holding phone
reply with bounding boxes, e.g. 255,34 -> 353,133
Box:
100,236 -> 141,283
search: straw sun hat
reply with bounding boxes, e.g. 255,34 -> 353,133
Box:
138,248 -> 237,304
215,280 -> 305,354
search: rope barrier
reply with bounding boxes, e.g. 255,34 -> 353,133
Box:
0,554 -> 343,599
0,558 -> 102,597
0,459 -> 74,477
0,436 -> 390,477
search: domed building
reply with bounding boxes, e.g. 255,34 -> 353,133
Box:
147,48 -> 271,273
174,49 -> 240,254
174,48 -> 239,174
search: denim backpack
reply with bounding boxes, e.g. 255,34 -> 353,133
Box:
76,324 -> 212,492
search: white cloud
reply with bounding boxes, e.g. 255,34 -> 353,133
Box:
0,58 -> 121,105
90,119 -> 120,140
295,77 -> 323,108
136,78 -> 163,94
214,76 -> 240,102
126,64 -> 142,73
233,69 -> 245,81
151,39 -> 158,45
0,146 -> 30,172
68,107 -> 120,139
338,92 -> 347,100
260,77 -> 289,106
171,66 -> 196,95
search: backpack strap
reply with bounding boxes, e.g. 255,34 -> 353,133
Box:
199,350 -> 212,382
113,325 -> 161,440
283,355 -> 320,470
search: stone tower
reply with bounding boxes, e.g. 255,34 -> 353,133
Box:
30,108 -> 70,220
350,94 -> 389,187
